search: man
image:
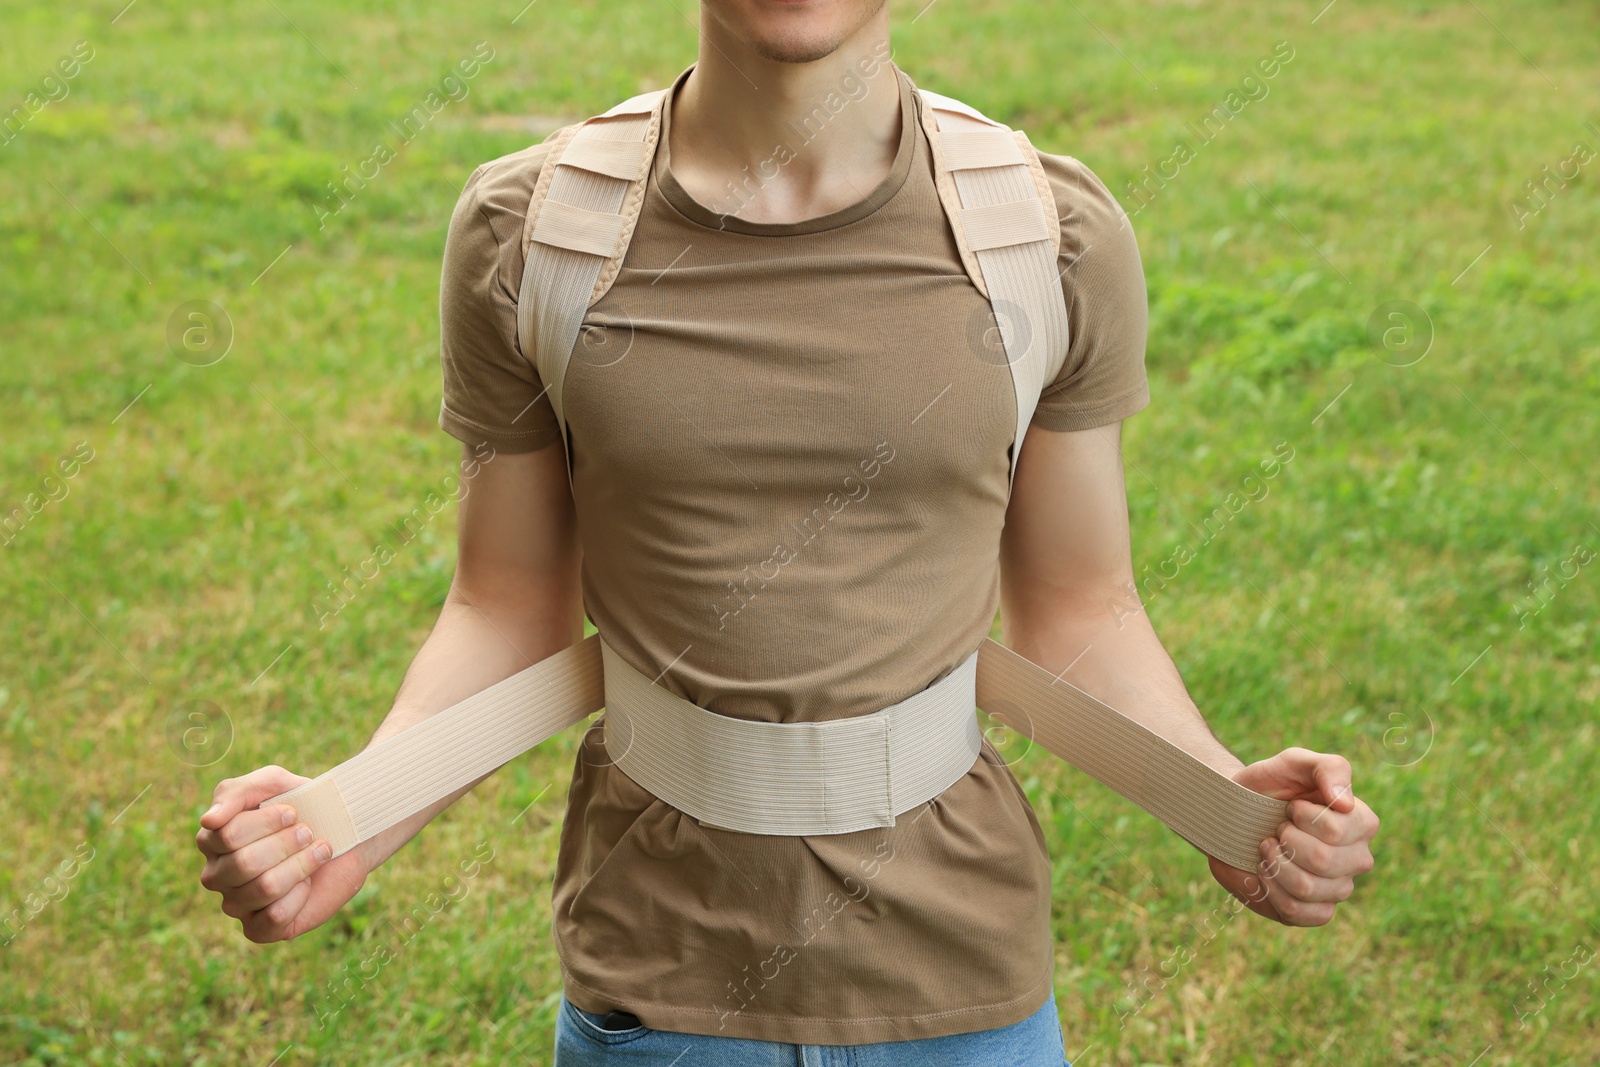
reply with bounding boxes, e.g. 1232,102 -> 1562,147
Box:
197,2 -> 1379,1062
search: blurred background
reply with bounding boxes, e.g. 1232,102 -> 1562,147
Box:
1,1 -> 1596,1064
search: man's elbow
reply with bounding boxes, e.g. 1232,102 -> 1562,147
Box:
1001,568 -> 1143,639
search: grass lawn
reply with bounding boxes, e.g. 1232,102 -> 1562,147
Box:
1,0 -> 1596,1063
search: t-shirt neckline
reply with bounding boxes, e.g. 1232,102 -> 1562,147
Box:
653,60 -> 919,237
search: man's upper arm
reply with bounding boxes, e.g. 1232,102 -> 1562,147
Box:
1002,150 -> 1149,615
451,441 -> 581,630
436,149 -> 583,629
1001,423 -> 1136,624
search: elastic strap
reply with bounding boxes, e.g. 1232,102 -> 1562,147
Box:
265,635 -> 1286,872
917,87 -> 1072,494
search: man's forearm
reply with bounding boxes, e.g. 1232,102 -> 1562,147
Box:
348,587 -> 582,876
1000,585 -> 1246,778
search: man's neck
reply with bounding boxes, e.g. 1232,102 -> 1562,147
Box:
669,15 -> 900,225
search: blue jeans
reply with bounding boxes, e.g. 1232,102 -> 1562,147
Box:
554,988 -> 1070,1066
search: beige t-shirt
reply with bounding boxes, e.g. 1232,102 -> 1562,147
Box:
437,61 -> 1150,1045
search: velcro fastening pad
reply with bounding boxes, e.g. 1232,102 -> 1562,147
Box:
559,137 -> 650,181
530,199 -> 629,257
269,775 -> 358,858
959,198 -> 1051,251
939,129 -> 1027,171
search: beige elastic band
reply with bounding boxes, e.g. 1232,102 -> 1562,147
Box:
517,95 -> 665,497
600,636 -> 984,836
266,637 -> 604,858
975,640 -> 1288,871
917,88 -> 1071,494
265,633 -> 1286,871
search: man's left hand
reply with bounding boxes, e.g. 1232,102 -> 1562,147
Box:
1208,747 -> 1380,926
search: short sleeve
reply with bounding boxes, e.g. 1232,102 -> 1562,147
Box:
437,153 -> 564,454
1029,152 -> 1151,431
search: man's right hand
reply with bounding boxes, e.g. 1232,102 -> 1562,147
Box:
196,765 -> 369,943
192,444 -> 583,943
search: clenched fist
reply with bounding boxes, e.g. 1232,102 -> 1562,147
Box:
1209,747 -> 1380,927
196,765 -> 368,943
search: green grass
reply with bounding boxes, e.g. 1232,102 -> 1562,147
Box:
2,0 -> 1597,1063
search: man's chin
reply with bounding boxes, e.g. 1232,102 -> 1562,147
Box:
706,0 -> 886,67
746,33 -> 846,65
